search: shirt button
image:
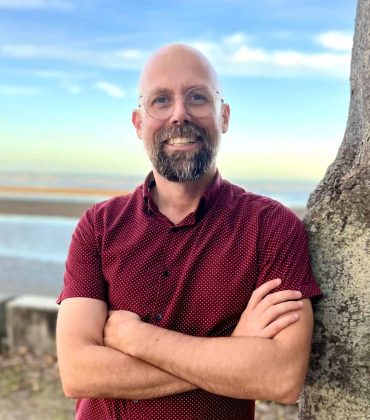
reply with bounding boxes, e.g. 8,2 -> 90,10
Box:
163,270 -> 170,277
156,313 -> 163,321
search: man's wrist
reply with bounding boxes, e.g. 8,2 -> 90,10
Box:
124,319 -> 152,357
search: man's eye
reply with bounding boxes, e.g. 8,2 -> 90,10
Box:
152,95 -> 171,106
187,92 -> 209,104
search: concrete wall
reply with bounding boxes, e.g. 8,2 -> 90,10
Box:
1,295 -> 58,355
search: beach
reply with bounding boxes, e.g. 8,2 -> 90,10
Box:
0,188 -> 306,219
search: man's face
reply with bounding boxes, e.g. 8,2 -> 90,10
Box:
132,48 -> 230,182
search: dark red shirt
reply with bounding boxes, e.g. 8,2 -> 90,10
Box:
58,171 -> 321,420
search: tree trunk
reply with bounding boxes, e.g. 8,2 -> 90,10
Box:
299,0 -> 370,418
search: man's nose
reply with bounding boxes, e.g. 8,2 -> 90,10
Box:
169,97 -> 190,124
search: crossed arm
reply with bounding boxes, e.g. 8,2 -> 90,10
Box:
57,279 -> 313,403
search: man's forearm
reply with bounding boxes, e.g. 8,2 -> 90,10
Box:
57,298 -> 197,400
114,318 -> 310,403
60,343 -> 196,399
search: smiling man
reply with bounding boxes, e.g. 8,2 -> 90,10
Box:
56,44 -> 321,419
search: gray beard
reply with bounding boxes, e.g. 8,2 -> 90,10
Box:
152,143 -> 216,183
148,124 -> 218,183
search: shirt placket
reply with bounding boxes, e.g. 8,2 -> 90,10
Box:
149,225 -> 181,326
125,225 -> 181,415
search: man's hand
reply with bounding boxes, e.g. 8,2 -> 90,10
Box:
232,278 -> 303,339
104,309 -> 142,353
101,280 -> 312,402
104,279 -> 304,354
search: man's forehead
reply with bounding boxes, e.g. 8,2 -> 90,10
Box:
139,44 -> 219,94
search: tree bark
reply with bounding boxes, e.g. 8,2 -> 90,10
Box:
299,0 -> 370,418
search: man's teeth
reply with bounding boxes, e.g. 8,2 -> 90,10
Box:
167,137 -> 196,145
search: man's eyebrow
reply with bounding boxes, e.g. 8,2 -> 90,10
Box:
143,87 -> 173,95
143,85 -> 213,95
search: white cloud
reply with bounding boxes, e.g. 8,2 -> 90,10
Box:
189,42 -> 217,57
232,46 -> 268,63
316,31 -> 353,52
116,49 -> 143,60
0,0 -> 72,10
271,50 -> 350,72
223,33 -> 248,45
32,70 -> 91,94
94,81 -> 125,98
34,70 -> 72,80
0,31 -> 352,78
1,44 -> 146,70
0,85 -> 40,95
34,70 -> 95,80
1,44 -> 74,59
193,32 -> 351,78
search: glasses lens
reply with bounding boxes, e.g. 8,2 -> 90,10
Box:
143,88 -> 219,120
184,88 -> 216,118
144,92 -> 173,120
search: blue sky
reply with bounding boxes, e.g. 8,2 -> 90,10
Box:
0,0 -> 357,181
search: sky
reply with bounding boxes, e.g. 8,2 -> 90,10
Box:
0,0 -> 358,181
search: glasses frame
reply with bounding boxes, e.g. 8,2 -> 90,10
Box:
138,88 -> 224,121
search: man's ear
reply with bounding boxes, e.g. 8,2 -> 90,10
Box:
221,103 -> 230,134
132,109 -> 143,139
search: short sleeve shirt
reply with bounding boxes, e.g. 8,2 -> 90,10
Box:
58,171 -> 322,420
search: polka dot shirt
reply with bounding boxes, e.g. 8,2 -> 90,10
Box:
58,170 -> 322,420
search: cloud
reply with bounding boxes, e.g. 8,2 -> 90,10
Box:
94,81 -> 125,98
316,31 -> 353,52
0,32 -> 352,78
189,32 -> 351,78
34,70 -> 96,80
222,33 -> 249,45
1,44 -> 85,60
232,45 -> 268,63
32,69 -> 93,94
0,0 -> 72,10
116,49 -> 143,60
1,44 -> 146,70
0,85 -> 40,95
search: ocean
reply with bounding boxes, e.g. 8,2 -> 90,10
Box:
0,171 -> 319,296
0,214 -> 77,297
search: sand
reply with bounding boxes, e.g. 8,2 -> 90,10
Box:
0,188 -> 305,219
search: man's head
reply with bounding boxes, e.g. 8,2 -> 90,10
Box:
132,44 -> 230,182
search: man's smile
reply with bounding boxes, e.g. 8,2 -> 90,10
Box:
166,136 -> 198,145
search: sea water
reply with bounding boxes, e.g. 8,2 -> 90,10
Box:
0,177 -> 316,296
0,214 -> 78,296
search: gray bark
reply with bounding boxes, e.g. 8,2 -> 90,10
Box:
299,0 -> 370,418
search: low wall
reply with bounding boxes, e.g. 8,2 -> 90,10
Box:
1,294 -> 59,355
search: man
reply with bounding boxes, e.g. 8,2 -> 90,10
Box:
56,44 -> 321,419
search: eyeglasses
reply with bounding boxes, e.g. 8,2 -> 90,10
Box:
138,87 -> 223,121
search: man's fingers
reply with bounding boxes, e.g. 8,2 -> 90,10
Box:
263,300 -> 303,326
262,313 -> 300,339
260,289 -> 302,309
248,278 -> 282,309
248,279 -> 302,313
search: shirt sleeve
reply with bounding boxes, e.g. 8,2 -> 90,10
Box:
256,203 -> 322,299
57,205 -> 107,304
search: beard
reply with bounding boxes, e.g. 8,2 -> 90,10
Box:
146,123 -> 218,183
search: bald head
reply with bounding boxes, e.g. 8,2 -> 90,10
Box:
138,44 -> 220,95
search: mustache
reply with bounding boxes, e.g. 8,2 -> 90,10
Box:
155,123 -> 207,143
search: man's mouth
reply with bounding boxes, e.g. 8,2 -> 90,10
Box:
166,136 -> 198,145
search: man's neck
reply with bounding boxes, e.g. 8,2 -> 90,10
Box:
151,166 -> 217,224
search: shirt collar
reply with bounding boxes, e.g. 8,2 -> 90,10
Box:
142,170 -> 223,223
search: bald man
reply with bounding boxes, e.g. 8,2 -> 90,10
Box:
57,44 -> 321,419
